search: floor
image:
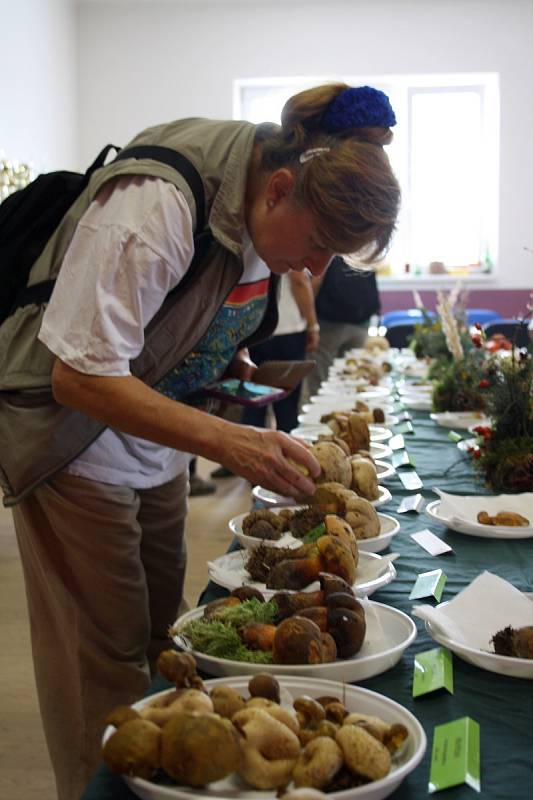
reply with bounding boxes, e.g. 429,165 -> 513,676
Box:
0,457 -> 252,800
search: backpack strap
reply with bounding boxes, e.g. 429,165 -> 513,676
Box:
114,145 -> 206,233
11,145 -> 208,313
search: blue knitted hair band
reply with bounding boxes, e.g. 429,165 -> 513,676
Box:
321,86 -> 396,132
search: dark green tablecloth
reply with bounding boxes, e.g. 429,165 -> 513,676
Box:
83,410 -> 533,800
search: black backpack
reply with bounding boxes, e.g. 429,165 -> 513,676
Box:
315,255 -> 381,325
0,144 -> 207,324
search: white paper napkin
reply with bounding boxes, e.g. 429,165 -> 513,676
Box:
435,489 -> 533,532
412,571 -> 533,650
207,550 -> 398,594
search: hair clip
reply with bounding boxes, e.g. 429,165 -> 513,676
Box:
299,147 -> 331,164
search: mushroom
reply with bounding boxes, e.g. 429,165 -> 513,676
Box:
155,650 -> 201,688
102,718 -> 161,779
248,673 -> 281,704
324,514 -> 359,560
161,711 -> 241,786
310,441 -> 352,488
233,707 -> 300,789
319,572 -> 355,598
209,685 -> 246,719
292,736 -> 344,789
231,585 -> 266,602
349,457 -> 380,501
140,688 -> 214,727
272,617 -> 324,664
336,724 -> 391,781
317,484 -> 380,539
345,414 -> 370,453
324,593 -> 366,658
242,509 -> 286,540
244,697 -> 300,736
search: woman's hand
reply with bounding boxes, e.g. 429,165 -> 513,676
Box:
224,348 -> 257,381
216,424 -> 320,500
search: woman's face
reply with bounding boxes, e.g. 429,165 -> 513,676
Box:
247,169 -> 335,276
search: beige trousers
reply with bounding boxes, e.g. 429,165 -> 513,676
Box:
12,469 -> 189,800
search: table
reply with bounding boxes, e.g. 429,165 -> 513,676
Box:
83,409 -> 533,800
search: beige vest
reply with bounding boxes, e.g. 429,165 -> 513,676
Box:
0,118 -> 278,505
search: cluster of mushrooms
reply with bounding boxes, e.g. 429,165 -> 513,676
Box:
312,438 -> 381,502
202,574 -> 367,664
103,652 -> 408,792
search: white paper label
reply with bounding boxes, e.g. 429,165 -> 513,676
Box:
411,529 -> 454,556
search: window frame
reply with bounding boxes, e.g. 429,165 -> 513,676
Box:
234,72 -> 499,282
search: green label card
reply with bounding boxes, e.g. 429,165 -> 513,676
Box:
396,420 -> 415,435
429,717 -> 480,793
392,450 -> 416,468
409,568 -> 447,600
448,430 -> 464,443
413,647 -> 453,697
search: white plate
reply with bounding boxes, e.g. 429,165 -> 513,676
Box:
105,675 -> 426,800
173,599 -> 416,681
291,424 -> 398,444
426,499 -> 533,539
374,460 -> 396,481
298,410 -> 396,436
207,549 -> 397,599
229,509 -> 400,553
400,395 -> 432,411
425,594 -> 533,680
398,383 -> 433,395
429,411 -> 491,430
316,386 -> 392,403
251,483 -> 393,510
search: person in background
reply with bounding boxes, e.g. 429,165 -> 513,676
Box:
188,456 -> 217,495
0,83 -> 399,799
305,256 -> 381,398
244,270 -> 319,430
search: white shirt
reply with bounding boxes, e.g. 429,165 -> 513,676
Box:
39,175 -> 269,487
274,273 -> 307,336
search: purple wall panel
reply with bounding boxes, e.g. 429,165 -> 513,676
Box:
379,288 -> 531,318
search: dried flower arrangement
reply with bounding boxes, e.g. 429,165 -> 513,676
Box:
430,290 -> 489,411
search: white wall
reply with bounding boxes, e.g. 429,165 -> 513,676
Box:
1,1 -> 531,290
0,0 -> 77,171
75,0 -> 533,290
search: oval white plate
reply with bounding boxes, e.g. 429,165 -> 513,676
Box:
291,416 -> 400,437
298,412 -> 395,439
229,509 -> 400,553
290,422 -> 392,450
251,483 -> 393,510
426,499 -> 533,539
429,411 -> 491,430
425,594 -> 533,680
105,675 -> 426,800
173,600 -> 416,682
398,383 -> 433,395
400,395 -> 433,411
316,386 -> 392,403
207,549 -> 397,599
374,459 -> 396,481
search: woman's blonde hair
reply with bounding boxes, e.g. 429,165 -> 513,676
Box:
257,83 -> 400,263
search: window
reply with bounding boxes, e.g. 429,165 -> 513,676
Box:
234,74 -> 499,280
